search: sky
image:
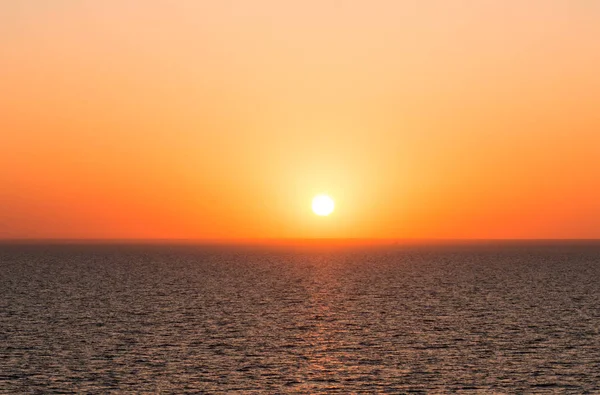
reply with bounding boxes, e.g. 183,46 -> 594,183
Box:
1,1 -> 599,240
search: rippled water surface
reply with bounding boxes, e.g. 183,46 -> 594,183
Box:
2,242 -> 600,393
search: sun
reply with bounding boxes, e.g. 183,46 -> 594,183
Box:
312,194 -> 335,216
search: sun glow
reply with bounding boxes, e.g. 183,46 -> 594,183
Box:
312,195 -> 335,216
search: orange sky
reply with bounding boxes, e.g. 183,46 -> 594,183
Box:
1,1 -> 599,240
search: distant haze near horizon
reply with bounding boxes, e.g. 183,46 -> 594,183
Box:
1,1 -> 599,240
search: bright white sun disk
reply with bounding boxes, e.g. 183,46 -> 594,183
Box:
312,195 -> 335,216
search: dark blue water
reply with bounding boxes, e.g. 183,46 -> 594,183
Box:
1,242 -> 600,393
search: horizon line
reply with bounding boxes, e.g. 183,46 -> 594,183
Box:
1,237 -> 599,246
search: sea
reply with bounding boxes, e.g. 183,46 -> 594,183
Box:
1,241 -> 599,394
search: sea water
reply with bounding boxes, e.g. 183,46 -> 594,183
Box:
1,242 -> 599,393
